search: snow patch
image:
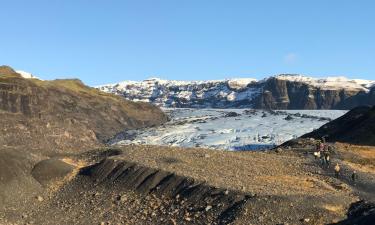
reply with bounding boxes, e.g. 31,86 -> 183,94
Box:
16,70 -> 40,80
275,74 -> 373,91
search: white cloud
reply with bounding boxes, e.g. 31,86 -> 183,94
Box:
283,53 -> 298,64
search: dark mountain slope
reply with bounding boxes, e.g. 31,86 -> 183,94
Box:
302,106 -> 375,146
0,65 -> 168,152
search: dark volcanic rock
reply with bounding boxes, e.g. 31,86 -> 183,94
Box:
253,77 -> 360,109
333,200 -> 375,225
80,158 -> 252,224
336,87 -> 375,109
224,111 -> 241,117
302,106 -> 375,146
284,115 -> 294,121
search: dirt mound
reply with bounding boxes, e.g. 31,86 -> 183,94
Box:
302,106 -> 375,146
0,66 -> 168,153
81,158 -> 251,224
31,159 -> 75,186
0,149 -> 43,212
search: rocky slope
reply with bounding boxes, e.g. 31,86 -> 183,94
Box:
302,105 -> 375,146
1,146 -> 360,225
0,65 -> 168,219
0,65 -> 168,152
97,74 -> 374,110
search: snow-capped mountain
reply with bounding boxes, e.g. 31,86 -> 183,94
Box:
98,77 -> 260,108
97,75 -> 375,109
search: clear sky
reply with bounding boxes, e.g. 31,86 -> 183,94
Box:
0,0 -> 374,86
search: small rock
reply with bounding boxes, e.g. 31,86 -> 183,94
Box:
170,218 -> 177,225
116,195 -> 127,202
303,218 -> 310,223
275,148 -> 283,153
205,205 -> 212,211
36,196 -> 44,202
204,154 -> 210,158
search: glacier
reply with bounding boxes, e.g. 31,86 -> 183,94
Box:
109,108 -> 347,150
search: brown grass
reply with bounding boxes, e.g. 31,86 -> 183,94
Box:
322,204 -> 346,215
335,142 -> 375,174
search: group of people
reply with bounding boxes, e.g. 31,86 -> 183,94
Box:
313,138 -> 358,183
313,139 -> 331,168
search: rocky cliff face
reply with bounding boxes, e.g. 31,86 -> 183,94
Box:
0,66 -> 168,152
335,87 -> 375,109
98,75 -> 374,110
253,77 -> 363,109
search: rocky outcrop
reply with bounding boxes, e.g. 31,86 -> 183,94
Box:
98,75 -> 374,110
333,200 -> 375,225
253,77 -> 362,109
81,157 -> 252,224
335,87 -> 375,109
0,66 -> 168,152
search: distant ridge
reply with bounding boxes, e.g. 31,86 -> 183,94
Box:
97,74 -> 375,110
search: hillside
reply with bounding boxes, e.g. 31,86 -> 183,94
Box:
0,146 -> 360,224
0,65 -> 168,217
302,106 -> 375,146
0,65 -> 168,152
97,75 -> 374,110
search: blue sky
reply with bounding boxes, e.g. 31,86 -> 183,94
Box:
0,0 -> 374,86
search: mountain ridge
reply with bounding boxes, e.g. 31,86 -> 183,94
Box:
97,74 -> 375,109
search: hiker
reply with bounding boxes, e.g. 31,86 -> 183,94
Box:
314,141 -> 323,164
325,154 -> 330,167
320,142 -> 327,166
352,171 -> 358,184
334,163 -> 340,178
323,145 -> 330,168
